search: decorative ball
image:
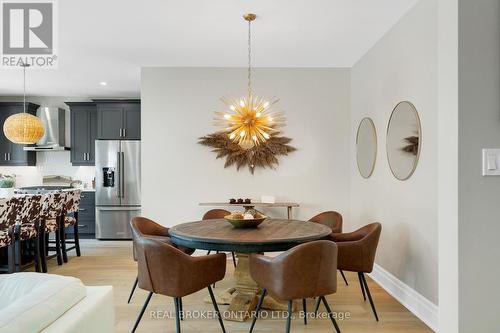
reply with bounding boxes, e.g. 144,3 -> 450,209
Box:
3,113 -> 45,144
243,213 -> 254,220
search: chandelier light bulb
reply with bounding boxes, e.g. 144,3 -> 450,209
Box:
240,130 -> 246,137
224,114 -> 231,119
240,100 -> 245,107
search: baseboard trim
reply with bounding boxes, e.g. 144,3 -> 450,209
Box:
368,264 -> 438,332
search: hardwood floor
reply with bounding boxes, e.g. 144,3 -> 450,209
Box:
47,240 -> 433,333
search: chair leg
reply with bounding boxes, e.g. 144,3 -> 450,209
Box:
208,285 -> 226,333
358,272 -> 366,301
207,250 -> 211,255
340,270 -> 348,286
173,297 -> 181,333
39,231 -> 47,273
231,252 -> 237,268
285,300 -> 293,333
302,299 -> 307,325
179,297 -> 183,321
73,223 -> 81,257
34,236 -> 41,272
15,239 -> 21,272
7,243 -> 15,273
314,297 -> 321,316
360,273 -> 379,321
132,292 -> 153,333
55,230 -> 63,265
60,220 -> 68,263
249,288 -> 266,333
127,276 -> 138,303
320,296 -> 341,333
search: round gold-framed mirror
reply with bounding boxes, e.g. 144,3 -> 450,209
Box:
356,117 -> 377,178
386,101 -> 422,181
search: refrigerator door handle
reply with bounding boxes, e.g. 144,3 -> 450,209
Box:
121,151 -> 125,198
116,152 -> 121,198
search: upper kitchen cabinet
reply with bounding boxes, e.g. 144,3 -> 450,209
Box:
67,102 -> 97,166
0,102 -> 38,166
94,100 -> 141,140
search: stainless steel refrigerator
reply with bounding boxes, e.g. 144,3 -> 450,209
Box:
95,140 -> 141,239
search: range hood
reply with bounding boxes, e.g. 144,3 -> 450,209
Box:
24,107 -> 70,151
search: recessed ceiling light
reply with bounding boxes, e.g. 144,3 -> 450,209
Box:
99,81 -> 107,86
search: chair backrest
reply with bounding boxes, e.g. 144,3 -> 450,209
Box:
62,189 -> 81,214
354,222 -> 382,272
12,195 -> 43,226
0,198 -> 17,231
41,192 -> 66,220
130,216 -> 170,239
131,222 -> 190,296
202,209 -> 230,220
309,211 -> 343,233
252,240 -> 338,300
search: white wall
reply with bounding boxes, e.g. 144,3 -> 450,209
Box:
438,0 -> 459,331
350,0 -> 438,310
458,0 -> 500,331
0,96 -> 95,187
141,67 -> 351,226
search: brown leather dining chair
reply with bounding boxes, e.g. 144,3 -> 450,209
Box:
309,211 -> 348,286
316,222 -> 382,321
249,240 -> 341,333
127,217 -> 195,304
203,209 -> 237,268
131,225 -> 227,333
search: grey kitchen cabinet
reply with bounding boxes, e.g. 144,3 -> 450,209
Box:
66,191 -> 96,237
67,102 -> 97,166
0,102 -> 38,166
94,99 -> 141,140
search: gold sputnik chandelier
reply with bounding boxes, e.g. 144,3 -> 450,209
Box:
215,13 -> 285,150
3,63 -> 45,144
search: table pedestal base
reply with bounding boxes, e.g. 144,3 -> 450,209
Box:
205,253 -> 296,322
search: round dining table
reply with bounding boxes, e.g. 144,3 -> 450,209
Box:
169,218 -> 331,322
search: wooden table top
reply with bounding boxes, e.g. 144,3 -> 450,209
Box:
169,218 -> 331,253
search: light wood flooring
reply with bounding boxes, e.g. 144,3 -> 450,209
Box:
46,240 -> 433,333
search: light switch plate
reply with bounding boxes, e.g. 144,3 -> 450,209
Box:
482,149 -> 500,176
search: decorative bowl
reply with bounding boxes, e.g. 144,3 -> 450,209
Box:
224,215 -> 267,229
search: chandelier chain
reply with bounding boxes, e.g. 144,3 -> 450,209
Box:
23,64 -> 26,113
247,19 -> 252,98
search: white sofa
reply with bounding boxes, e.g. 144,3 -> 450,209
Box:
0,273 -> 114,333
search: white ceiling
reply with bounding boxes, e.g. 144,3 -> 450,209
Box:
0,0 -> 418,97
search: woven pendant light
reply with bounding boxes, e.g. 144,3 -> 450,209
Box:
3,64 -> 45,144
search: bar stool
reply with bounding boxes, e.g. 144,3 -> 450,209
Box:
0,198 -> 17,273
60,189 -> 82,262
12,195 -> 43,272
39,192 -> 66,272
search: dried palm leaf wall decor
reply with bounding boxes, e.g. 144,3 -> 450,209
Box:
198,132 -> 296,174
